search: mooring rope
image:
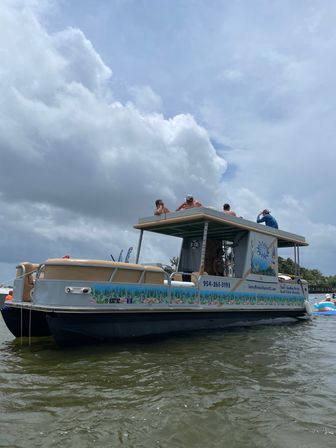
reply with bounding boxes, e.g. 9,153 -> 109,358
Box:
28,306 -> 32,347
20,306 -> 23,346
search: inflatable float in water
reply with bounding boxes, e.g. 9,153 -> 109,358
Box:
313,294 -> 336,314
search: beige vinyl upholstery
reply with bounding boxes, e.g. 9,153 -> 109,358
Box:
16,262 -> 39,302
171,272 -> 183,281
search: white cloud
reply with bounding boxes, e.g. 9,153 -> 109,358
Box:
216,69 -> 244,82
128,85 -> 162,113
1,0 -> 335,283
0,1 -> 227,282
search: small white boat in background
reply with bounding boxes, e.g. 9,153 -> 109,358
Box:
1,207 -> 310,346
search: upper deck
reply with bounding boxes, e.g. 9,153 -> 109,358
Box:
134,207 -> 308,248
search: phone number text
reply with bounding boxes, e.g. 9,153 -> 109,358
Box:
202,280 -> 231,288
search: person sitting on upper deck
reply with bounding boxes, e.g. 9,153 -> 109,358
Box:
223,203 -> 237,217
154,199 -> 170,215
257,209 -> 278,229
176,194 -> 202,211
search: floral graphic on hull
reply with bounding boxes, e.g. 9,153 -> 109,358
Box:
91,284 -> 304,308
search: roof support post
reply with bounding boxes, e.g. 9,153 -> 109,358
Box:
293,243 -> 301,277
135,230 -> 144,264
199,221 -> 209,275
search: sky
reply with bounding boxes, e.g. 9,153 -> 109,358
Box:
1,0 -> 336,285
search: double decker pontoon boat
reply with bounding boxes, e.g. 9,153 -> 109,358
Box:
1,207 -> 310,346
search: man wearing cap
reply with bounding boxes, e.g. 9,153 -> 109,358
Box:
176,194 -> 202,211
257,209 -> 278,229
325,294 -> 332,302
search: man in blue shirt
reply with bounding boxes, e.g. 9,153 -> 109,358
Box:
257,209 -> 278,229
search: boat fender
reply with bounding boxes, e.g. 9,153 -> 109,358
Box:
304,300 -> 312,315
65,286 -> 92,294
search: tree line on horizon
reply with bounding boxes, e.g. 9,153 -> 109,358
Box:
278,256 -> 336,288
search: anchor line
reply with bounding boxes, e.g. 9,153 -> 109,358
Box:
28,307 -> 32,347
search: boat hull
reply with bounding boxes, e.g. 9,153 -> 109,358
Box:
1,305 -> 51,338
45,309 -> 306,347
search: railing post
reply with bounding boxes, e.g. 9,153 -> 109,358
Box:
199,221 -> 209,275
135,230 -> 143,264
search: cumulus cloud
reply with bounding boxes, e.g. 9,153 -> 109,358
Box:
0,1 -> 227,282
1,0 -> 335,283
128,85 -> 162,113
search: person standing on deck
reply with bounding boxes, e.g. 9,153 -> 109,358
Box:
176,194 -> 202,211
257,209 -> 278,229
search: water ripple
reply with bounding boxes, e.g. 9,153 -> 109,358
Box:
1,308 -> 336,447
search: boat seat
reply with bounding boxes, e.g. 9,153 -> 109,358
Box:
16,262 -> 39,302
41,259 -> 165,284
171,273 -> 183,281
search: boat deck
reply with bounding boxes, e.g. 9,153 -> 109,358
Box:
134,207 -> 308,248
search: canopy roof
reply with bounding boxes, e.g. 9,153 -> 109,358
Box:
134,207 -> 308,248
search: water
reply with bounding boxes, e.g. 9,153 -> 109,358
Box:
1,296 -> 336,448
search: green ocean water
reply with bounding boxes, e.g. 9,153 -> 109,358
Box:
1,296 -> 335,448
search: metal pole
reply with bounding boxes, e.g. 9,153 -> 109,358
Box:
297,245 -> 300,276
199,221 -> 209,275
293,244 -> 297,276
135,230 -> 143,264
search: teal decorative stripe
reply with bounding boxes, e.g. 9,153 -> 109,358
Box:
91,284 -> 304,307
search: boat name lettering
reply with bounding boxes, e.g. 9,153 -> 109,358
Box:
202,280 -> 230,288
280,284 -> 301,294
